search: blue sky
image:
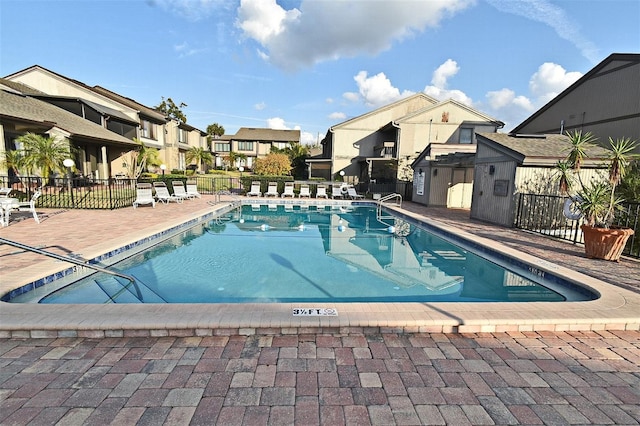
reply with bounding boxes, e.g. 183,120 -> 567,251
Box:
1,0 -> 639,144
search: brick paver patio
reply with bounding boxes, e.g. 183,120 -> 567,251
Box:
1,330 -> 639,425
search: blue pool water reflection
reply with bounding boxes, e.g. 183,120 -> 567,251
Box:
34,204 -> 578,303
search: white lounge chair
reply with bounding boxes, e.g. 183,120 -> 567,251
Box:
153,181 -> 183,203
347,187 -> 364,199
265,182 -> 279,197
281,182 -> 295,198
0,188 -> 12,198
315,185 -> 328,199
298,184 -> 311,198
185,180 -> 201,198
133,183 -> 155,209
246,181 -> 262,197
332,185 -> 344,199
172,181 -> 193,200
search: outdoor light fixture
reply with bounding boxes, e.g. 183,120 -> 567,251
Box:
489,165 -> 495,175
419,168 -> 423,176
160,164 -> 166,176
63,158 -> 75,205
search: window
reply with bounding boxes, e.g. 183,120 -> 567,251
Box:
238,141 -> 254,151
459,128 -> 473,144
178,128 -> 188,143
215,142 -> 230,152
140,120 -> 156,140
272,141 -> 289,150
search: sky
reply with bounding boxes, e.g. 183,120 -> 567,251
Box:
1,0 -> 639,145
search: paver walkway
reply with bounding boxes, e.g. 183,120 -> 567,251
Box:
1,330 -> 639,425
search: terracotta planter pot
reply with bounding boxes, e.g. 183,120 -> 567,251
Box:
581,225 -> 634,261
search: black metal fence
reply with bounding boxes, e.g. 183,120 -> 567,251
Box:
514,193 -> 640,259
0,175 -> 409,210
0,175 -> 243,210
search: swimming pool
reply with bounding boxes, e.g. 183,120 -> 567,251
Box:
10,203 -> 595,304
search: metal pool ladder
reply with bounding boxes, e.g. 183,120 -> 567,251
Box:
0,237 -> 143,301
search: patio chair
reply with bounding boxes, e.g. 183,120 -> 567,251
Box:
315,185 -> 328,199
133,183 -> 155,209
332,185 -> 344,199
171,181 -> 193,200
347,187 -> 364,200
153,181 -> 183,204
16,189 -> 42,223
185,180 -> 202,198
281,182 -> 295,198
0,188 -> 12,198
246,181 -> 262,197
265,182 -> 279,197
298,184 -> 311,198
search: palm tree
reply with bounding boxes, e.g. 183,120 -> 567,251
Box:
124,139 -> 162,179
224,151 -> 247,170
0,149 -> 23,176
186,147 -> 213,171
16,133 -> 72,180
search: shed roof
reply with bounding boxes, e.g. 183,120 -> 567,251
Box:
476,132 -> 611,166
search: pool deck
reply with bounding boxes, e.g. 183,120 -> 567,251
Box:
0,194 -> 639,336
1,196 -> 639,425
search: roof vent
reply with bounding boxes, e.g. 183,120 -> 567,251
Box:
507,133 -> 547,139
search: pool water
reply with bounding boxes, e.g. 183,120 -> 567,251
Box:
35,204 -> 572,304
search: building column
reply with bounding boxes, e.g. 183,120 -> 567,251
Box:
101,145 -> 108,179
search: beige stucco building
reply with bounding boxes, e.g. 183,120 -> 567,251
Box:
309,94 -> 503,191
2,66 -> 207,178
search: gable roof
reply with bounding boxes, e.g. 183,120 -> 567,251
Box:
232,127 -> 300,142
396,98 -> 505,127
330,93 -> 438,130
511,53 -> 640,133
0,82 -> 137,147
476,132 -> 611,166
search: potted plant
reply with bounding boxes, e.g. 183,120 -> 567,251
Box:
558,130 -> 638,261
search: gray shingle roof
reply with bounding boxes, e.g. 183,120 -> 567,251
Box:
477,132 -> 611,164
233,127 -> 300,142
0,87 -> 137,146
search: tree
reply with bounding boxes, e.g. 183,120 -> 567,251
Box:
205,123 -> 225,150
155,97 -> 188,123
0,149 -> 23,176
206,123 -> 225,138
272,142 -> 309,179
222,151 -> 247,170
253,153 -> 291,176
122,139 -> 162,179
16,133 -> 72,180
186,146 -> 213,171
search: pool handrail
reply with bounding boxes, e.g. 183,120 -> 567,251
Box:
0,236 -> 143,301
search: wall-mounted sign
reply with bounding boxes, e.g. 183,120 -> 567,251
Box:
493,179 -> 509,197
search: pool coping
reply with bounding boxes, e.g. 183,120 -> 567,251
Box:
1,199 -> 639,338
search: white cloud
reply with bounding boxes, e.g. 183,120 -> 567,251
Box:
254,102 -> 266,110
486,0 -> 599,63
423,59 -> 473,105
267,117 -> 287,129
329,112 -> 347,121
300,131 -> 318,145
529,62 -> 582,103
353,71 -> 414,107
342,92 -> 360,103
236,0 -> 474,70
173,41 -> 207,57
